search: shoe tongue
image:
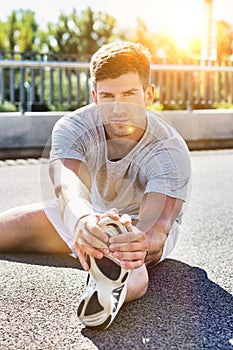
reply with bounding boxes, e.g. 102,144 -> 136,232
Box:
99,217 -> 127,237
104,223 -> 123,237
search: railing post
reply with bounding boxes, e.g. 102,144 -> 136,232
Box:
30,52 -> 35,108
24,81 -> 32,112
67,65 -> 72,105
10,52 -> 15,104
40,54 -> 45,105
0,51 -> 5,105
58,65 -> 63,105
84,68 -> 90,104
19,53 -> 26,113
76,70 -> 80,104
49,67 -> 54,105
186,71 -> 192,110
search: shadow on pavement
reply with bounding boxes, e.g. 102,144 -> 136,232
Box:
1,255 -> 232,349
0,252 -> 82,269
82,259 -> 233,350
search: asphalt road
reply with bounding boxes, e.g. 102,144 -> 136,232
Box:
0,150 -> 232,350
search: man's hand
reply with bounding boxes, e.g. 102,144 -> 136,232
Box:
108,222 -> 149,270
74,209 -> 120,270
74,210 -> 149,271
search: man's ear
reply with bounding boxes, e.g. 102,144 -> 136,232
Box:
92,89 -> 98,104
145,84 -> 155,106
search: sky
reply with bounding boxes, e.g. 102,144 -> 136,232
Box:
1,0 -> 233,43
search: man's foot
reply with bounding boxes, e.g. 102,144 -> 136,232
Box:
77,217 -> 130,329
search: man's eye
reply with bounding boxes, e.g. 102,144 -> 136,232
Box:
124,92 -> 134,97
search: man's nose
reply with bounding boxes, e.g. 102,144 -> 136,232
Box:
112,100 -> 125,114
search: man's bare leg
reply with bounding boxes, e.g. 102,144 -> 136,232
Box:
0,204 -> 149,302
0,203 -> 71,254
125,264 -> 149,302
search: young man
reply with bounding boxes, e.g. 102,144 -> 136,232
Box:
0,42 -> 191,329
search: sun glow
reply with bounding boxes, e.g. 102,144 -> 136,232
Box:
161,5 -> 203,49
170,25 -> 199,49
127,126 -> 134,133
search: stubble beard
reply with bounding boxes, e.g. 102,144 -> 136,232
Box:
106,123 -> 135,138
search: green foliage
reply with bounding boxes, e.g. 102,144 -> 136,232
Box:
123,18 -> 200,63
0,21 -> 8,50
213,101 -> 233,109
48,102 -> 87,112
0,7 -> 232,62
147,102 -> 164,111
217,20 -> 233,61
42,7 -> 116,60
0,7 -> 232,112
19,10 -> 38,52
0,9 -> 38,52
7,10 -> 18,51
0,102 -> 17,112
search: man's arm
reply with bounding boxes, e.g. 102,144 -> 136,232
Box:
49,159 -> 113,269
49,158 -> 92,219
137,192 -> 183,266
108,192 -> 182,269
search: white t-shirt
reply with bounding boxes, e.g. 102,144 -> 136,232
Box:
50,104 -> 191,224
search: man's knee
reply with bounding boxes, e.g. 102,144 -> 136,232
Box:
125,264 -> 149,302
0,204 -> 71,254
0,205 -> 49,252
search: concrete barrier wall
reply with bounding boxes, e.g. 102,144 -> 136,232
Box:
0,109 -> 233,158
160,109 -> 233,150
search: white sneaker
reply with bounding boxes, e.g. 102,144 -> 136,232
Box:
77,217 -> 130,329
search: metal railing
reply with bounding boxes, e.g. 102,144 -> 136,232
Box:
0,52 -> 233,112
0,56 -> 91,112
151,62 -> 233,109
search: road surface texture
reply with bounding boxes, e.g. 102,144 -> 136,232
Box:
0,150 -> 232,350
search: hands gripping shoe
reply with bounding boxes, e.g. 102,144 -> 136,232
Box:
77,216 -> 130,329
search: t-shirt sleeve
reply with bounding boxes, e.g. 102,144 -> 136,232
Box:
49,115 -> 86,163
145,138 -> 191,201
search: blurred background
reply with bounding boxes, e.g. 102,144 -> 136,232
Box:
0,0 -> 232,113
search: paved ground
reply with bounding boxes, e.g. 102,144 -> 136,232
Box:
0,150 -> 232,350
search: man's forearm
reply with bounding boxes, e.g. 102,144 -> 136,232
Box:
50,160 -> 94,235
136,219 -> 169,266
58,178 -> 94,236
63,197 -> 94,235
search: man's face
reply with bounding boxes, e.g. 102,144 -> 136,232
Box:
92,72 -> 154,139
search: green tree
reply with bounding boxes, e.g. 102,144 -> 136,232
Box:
0,20 -> 8,50
78,8 -> 117,60
125,17 -> 203,63
7,10 -> 18,51
0,11 -> 18,52
42,7 -> 116,60
18,10 -> 38,52
216,20 -> 233,61
126,18 -> 178,63
1,9 -> 39,53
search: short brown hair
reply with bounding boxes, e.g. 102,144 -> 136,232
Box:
90,41 -> 151,91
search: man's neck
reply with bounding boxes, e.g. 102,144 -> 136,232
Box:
105,126 -> 146,161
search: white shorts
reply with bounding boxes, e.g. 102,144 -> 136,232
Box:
44,199 -> 180,262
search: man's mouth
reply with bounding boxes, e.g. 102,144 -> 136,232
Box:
111,120 -> 130,124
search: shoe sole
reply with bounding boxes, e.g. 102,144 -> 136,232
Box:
77,217 -> 130,329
